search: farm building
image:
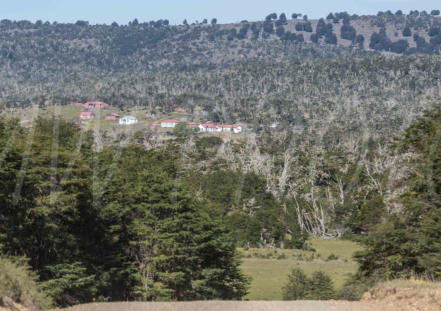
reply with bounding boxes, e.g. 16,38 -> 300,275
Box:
219,124 -> 243,133
232,125 -> 243,133
79,112 -> 96,120
119,116 -> 138,125
220,125 -> 234,132
199,123 -> 221,133
105,113 -> 121,121
161,120 -> 179,128
186,122 -> 200,128
84,101 -> 109,109
270,122 -> 279,128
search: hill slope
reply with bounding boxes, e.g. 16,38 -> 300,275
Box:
1,11 -> 441,82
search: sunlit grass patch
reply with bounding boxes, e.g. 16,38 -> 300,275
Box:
239,239 -> 363,300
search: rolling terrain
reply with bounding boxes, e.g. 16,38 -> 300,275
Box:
2,7 -> 441,311
0,11 -> 440,82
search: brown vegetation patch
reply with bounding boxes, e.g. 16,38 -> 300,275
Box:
363,281 -> 441,311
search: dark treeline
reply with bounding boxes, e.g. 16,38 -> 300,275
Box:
0,118 -> 249,306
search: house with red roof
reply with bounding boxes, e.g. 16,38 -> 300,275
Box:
84,101 -> 109,109
199,123 -> 221,133
220,125 -> 234,132
105,113 -> 121,121
186,122 -> 200,128
161,119 -> 180,128
80,112 -> 96,120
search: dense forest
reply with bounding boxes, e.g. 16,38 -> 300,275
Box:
2,8 -> 441,309
0,118 -> 249,306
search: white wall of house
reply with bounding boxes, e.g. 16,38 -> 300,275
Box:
119,117 -> 138,125
233,126 -> 242,133
161,122 -> 177,128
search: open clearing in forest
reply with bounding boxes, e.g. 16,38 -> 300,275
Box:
240,239 -> 363,300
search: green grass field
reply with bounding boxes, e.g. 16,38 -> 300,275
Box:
240,239 -> 363,301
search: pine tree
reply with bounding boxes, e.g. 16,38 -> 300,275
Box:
282,268 -> 308,300
307,271 -> 335,300
356,106 -> 441,280
96,146 -> 250,301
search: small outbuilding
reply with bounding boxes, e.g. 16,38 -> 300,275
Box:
186,122 -> 200,128
80,112 -> 96,120
105,113 -> 121,121
199,123 -> 221,133
119,116 -> 138,125
232,125 -> 243,134
84,101 -> 109,109
161,120 -> 179,128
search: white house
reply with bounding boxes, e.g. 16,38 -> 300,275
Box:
119,116 -> 138,125
232,125 -> 243,134
161,119 -> 179,128
199,123 -> 221,133
270,122 -> 279,128
219,125 -> 233,132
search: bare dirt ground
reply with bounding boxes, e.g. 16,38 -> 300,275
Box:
53,300 -> 416,311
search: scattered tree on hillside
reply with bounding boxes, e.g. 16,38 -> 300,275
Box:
266,13 -> 278,21
403,26 -> 412,37
279,13 -> 288,24
341,23 -> 357,41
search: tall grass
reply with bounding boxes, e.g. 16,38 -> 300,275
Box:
0,257 -> 53,310
240,239 -> 363,300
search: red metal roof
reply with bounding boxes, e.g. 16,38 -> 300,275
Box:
84,101 -> 109,108
80,112 -> 94,116
200,123 -> 218,128
162,119 -> 179,123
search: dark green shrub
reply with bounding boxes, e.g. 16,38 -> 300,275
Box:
339,274 -> 377,301
308,271 -> 336,300
282,268 -> 309,300
282,268 -> 336,300
327,253 -> 339,261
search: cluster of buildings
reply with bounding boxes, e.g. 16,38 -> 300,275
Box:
78,102 -> 138,125
76,102 -> 241,133
160,120 -> 243,134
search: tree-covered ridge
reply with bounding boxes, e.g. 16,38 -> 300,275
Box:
0,10 -> 440,82
3,54 -> 441,242
3,55 -> 441,140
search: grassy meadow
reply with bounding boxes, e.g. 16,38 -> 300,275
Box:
240,239 -> 363,301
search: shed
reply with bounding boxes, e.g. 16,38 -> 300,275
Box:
119,116 -> 138,125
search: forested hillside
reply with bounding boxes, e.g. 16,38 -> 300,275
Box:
0,10 -> 441,81
2,54 -> 441,240
2,7 -> 441,309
